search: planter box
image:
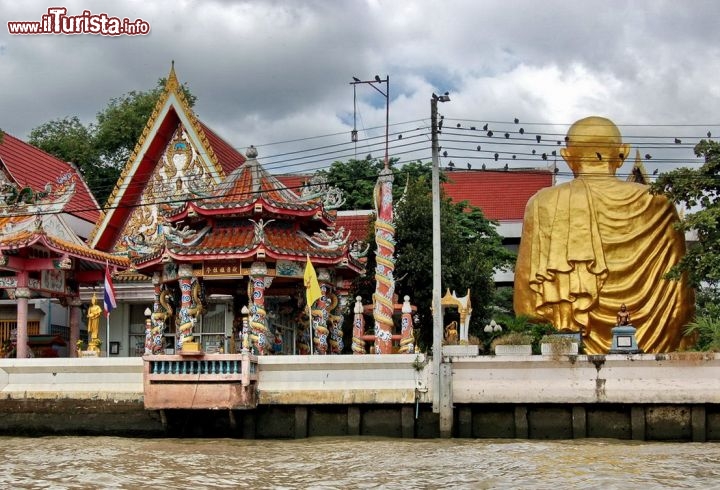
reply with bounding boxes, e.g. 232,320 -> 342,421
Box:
442,344 -> 479,357
494,344 -> 532,356
540,342 -> 579,356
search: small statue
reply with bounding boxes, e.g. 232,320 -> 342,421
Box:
86,293 -> 102,348
444,321 -> 459,345
616,304 -> 631,326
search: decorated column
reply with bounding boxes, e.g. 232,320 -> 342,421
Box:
329,288 -> 347,354
398,295 -> 415,354
351,296 -> 366,354
69,298 -> 82,358
249,262 -> 270,355
14,271 -> 30,359
151,273 -> 169,354
372,166 -> 396,354
176,264 -> 195,351
312,268 -> 332,355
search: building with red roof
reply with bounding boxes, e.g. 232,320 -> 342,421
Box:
0,132 -> 101,239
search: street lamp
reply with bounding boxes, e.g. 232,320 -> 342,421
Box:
350,75 -> 390,166
431,91 -> 450,414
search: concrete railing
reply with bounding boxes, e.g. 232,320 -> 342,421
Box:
450,353 -> 720,404
0,357 -> 143,400
258,354 -> 429,405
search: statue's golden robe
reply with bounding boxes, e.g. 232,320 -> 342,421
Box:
514,176 -> 694,353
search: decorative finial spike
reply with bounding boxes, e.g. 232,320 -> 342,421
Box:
166,60 -> 179,92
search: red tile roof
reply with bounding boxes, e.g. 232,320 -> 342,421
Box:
336,211 -> 374,243
0,133 -> 100,224
198,122 -> 246,176
442,169 -> 553,221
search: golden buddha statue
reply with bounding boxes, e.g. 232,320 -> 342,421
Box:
514,116 -> 694,353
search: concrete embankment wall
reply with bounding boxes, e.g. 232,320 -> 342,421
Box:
0,354 -> 719,440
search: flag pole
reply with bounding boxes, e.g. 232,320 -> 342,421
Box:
106,314 -> 110,357
308,302 -> 313,355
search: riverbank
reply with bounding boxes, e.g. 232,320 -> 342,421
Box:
0,353 -> 718,441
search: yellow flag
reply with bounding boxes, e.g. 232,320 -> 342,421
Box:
304,255 -> 322,307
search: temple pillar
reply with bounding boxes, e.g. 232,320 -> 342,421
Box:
351,296 -> 366,354
399,295 -> 415,354
176,264 -> 194,351
312,268 -> 332,355
69,298 -> 82,358
248,262 -> 270,355
15,271 -> 30,359
329,288 -> 348,354
151,274 -> 166,354
373,167 -> 396,355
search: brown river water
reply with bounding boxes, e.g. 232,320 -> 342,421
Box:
1,436 -> 719,489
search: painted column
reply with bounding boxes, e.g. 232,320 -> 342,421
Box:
329,289 -> 347,354
176,264 -> 194,351
351,296 -> 366,354
248,262 -> 269,355
372,166 -> 396,354
312,268 -> 332,355
69,298 -> 82,358
15,271 -> 30,359
398,295 -> 415,354
151,273 -> 167,354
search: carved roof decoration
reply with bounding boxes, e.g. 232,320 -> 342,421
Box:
131,219 -> 363,272
0,211 -> 128,271
88,63 -> 246,251
0,133 -> 101,226
164,146 -> 335,224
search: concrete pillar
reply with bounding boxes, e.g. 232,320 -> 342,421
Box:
294,406 -> 308,439
572,406 -> 587,438
692,405 -> 706,443
514,406 -> 529,439
347,406 -> 361,435
631,406 -> 645,441
439,362 -> 453,438
458,406 -> 473,438
69,298 -> 82,358
15,271 -> 30,359
401,405 -> 415,438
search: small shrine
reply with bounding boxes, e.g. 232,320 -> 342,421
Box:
129,145 -> 364,355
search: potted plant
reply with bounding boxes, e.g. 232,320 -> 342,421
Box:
491,332 -> 533,356
540,334 -> 579,357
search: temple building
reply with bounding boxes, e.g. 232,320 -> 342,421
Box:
0,138 -> 127,357
88,66 -> 363,356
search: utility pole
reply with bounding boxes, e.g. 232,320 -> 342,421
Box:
350,75 -> 389,166
430,93 -> 451,437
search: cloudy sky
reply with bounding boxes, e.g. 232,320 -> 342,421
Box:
2,0 -> 719,176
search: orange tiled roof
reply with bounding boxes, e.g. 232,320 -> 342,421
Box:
336,211 -> 374,243
442,169 -> 552,221
0,228 -> 128,267
0,133 -> 100,224
133,221 -> 361,270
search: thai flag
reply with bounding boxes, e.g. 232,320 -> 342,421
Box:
103,264 -> 117,318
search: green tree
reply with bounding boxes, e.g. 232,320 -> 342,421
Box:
650,139 -> 720,288
28,78 -> 195,206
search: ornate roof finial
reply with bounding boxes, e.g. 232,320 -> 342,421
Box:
246,145 -> 258,159
166,60 -> 179,93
